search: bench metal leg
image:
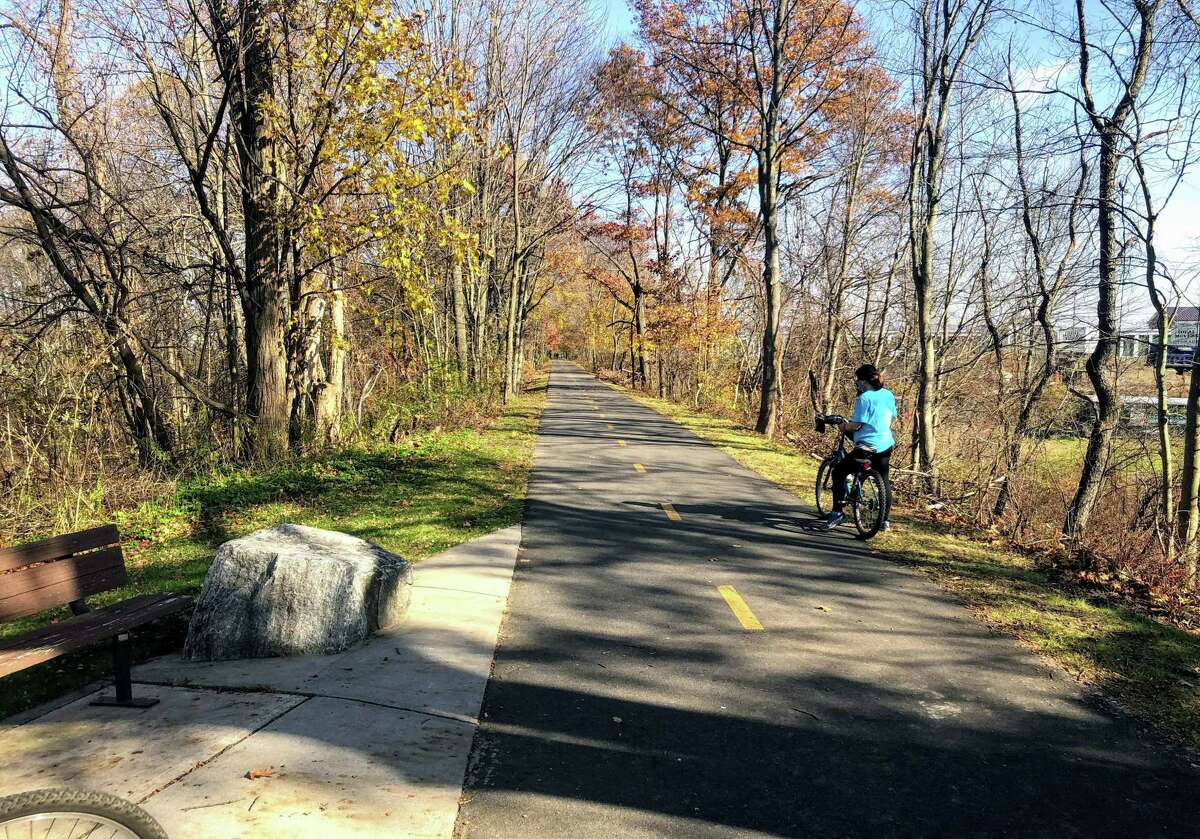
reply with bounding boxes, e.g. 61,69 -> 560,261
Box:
91,632 -> 158,708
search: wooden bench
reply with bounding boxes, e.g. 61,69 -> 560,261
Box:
0,524 -> 192,708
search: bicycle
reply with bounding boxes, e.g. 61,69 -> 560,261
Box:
809,372 -> 889,539
0,788 -> 169,839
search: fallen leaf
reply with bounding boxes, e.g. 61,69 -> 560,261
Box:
245,768 -> 275,780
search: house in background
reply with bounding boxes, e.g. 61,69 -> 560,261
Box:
1146,306 -> 1199,371
1059,325 -> 1152,360
1060,308 -> 1198,370
1121,331 -> 1156,358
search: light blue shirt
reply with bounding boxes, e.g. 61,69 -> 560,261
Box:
850,387 -> 896,452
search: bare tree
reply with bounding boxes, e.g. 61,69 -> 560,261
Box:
1063,0 -> 1162,542
991,59 -> 1088,520
905,0 -> 993,484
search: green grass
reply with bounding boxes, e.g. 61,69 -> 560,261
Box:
0,380 -> 546,720
610,381 -> 1200,750
1036,436 -> 1170,475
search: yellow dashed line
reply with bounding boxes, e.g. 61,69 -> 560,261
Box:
633,463 -> 646,473
717,585 -> 764,631
660,501 -> 681,521
617,439 -> 627,447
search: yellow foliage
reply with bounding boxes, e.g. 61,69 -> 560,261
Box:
283,0 -> 470,313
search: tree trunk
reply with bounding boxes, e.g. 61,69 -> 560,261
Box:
452,256 -> 470,379
1134,148 -> 1175,549
755,153 -> 783,437
316,288 -> 346,445
1064,135 -> 1122,542
113,336 -> 174,465
1143,255 -> 1174,551
873,244 -> 900,367
471,254 -> 489,383
245,288 -> 289,460
503,222 -> 521,402
633,284 -> 648,388
237,0 -> 288,461
1178,357 -> 1200,576
913,177 -> 939,484
1151,309 -> 1173,546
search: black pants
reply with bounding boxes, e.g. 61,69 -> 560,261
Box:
831,445 -> 893,512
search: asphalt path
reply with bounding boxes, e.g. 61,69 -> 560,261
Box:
455,360 -> 1200,838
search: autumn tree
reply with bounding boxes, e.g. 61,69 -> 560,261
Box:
811,65 -> 903,407
638,0 -> 875,437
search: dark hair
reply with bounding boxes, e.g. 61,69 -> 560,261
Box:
855,363 -> 884,390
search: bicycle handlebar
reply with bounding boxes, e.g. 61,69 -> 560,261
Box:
815,414 -> 847,433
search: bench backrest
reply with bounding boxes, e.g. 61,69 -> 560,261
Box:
0,524 -> 126,621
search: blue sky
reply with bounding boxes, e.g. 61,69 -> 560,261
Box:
599,0 -> 636,42
590,0 -> 1199,315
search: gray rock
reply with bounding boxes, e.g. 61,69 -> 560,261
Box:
183,524 -> 412,661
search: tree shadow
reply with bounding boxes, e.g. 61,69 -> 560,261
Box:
10,601 -> 1195,838
9,361 -> 1200,837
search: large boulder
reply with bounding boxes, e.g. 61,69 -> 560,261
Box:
183,524 -> 412,661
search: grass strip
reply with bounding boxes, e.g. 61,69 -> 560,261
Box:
0,379 -> 546,720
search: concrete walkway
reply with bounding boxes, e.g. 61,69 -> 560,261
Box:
0,525 -> 520,838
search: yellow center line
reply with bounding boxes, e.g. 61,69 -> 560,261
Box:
717,585 -> 764,631
633,463 -> 646,473
607,423 -> 614,429
660,500 -> 681,521
617,439 -> 627,447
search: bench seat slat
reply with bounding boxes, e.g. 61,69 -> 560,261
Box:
0,525 -> 120,574
0,593 -> 192,678
0,547 -> 128,621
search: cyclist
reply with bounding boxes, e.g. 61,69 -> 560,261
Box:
821,363 -> 896,530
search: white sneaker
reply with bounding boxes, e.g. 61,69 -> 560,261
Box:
881,520 -> 892,532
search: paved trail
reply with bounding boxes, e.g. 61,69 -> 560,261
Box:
456,361 -> 1199,838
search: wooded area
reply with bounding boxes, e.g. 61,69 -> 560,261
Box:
553,0 -> 1200,598
2,0 -> 1200,600
0,0 -> 596,527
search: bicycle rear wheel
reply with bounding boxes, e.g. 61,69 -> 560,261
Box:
852,470 -> 888,539
815,457 -> 835,516
0,788 -> 168,839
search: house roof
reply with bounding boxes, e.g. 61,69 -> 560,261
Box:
1148,306 -> 1200,328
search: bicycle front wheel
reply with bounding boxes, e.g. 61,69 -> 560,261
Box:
815,458 -> 836,517
852,470 -> 888,539
0,788 -> 169,839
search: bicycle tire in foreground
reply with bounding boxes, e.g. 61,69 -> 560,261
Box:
0,788 -> 169,839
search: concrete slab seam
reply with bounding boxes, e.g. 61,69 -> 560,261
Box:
130,680 -> 483,727
136,695 -> 312,806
